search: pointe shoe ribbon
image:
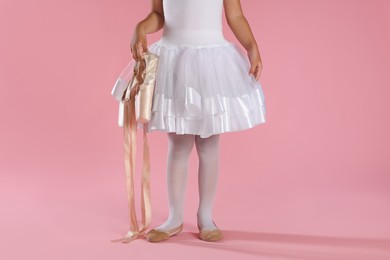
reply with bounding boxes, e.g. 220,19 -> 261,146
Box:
111,55 -> 158,243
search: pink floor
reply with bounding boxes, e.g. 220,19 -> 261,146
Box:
2,130 -> 390,260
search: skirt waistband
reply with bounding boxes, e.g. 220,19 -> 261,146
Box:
160,29 -> 228,46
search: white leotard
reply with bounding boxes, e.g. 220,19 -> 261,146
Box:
160,0 -> 228,46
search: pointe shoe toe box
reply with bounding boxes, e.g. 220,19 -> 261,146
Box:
145,229 -> 169,242
145,223 -> 183,242
199,229 -> 223,241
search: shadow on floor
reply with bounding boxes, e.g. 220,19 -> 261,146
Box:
161,229 -> 390,260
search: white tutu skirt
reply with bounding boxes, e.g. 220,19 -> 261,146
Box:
141,39 -> 266,138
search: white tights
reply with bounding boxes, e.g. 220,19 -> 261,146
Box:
155,133 -> 221,231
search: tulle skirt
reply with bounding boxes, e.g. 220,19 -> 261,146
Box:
142,39 -> 266,138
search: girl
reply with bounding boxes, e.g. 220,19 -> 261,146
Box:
130,0 -> 266,242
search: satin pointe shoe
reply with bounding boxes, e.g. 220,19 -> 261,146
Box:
197,221 -> 223,242
145,223 -> 184,243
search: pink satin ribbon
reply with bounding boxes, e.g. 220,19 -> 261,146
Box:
111,65 -> 152,243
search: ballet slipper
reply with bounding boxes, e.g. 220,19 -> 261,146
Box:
145,223 -> 184,242
197,221 -> 223,242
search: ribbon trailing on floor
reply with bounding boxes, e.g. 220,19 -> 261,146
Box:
111,62 -> 152,243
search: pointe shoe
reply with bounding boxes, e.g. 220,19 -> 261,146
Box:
145,223 -> 184,243
197,221 -> 223,242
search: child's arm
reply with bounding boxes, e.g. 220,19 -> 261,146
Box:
223,0 -> 263,80
131,0 -> 164,61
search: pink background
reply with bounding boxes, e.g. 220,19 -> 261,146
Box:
1,0 -> 390,259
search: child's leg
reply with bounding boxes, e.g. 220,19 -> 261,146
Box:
195,134 -> 221,230
155,133 -> 195,231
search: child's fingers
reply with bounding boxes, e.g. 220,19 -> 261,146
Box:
137,42 -> 148,59
255,66 -> 262,80
131,46 -> 138,60
249,64 -> 256,76
255,63 -> 262,80
136,43 -> 144,60
142,41 -> 148,53
249,64 -> 262,81
255,70 -> 261,81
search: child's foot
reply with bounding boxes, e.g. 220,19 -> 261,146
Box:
197,213 -> 218,230
197,219 -> 218,230
196,215 -> 223,242
146,223 -> 184,242
153,218 -> 183,232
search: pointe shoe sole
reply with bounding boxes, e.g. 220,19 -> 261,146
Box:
145,223 -> 184,243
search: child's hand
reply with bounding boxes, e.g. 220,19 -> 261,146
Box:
247,46 -> 263,81
130,24 -> 148,61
